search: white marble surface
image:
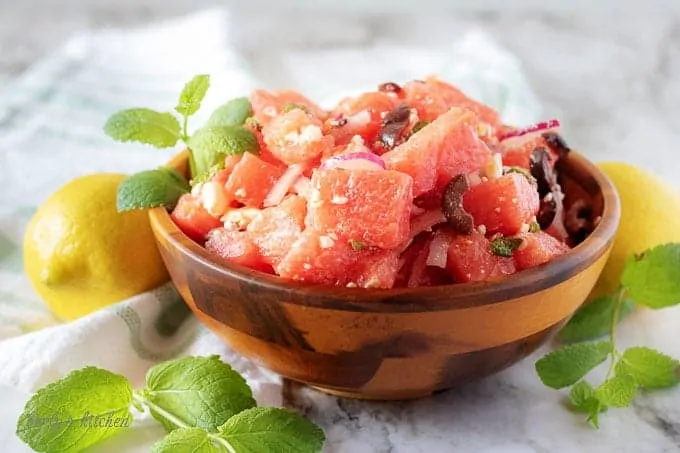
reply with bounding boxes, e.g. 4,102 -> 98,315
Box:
1,3 -> 679,452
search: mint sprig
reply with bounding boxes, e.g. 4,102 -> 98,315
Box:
536,243 -> 680,428
104,74 -> 260,211
16,355 -> 325,453
117,168 -> 190,212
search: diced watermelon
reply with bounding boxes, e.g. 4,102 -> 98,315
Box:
247,195 -> 306,265
305,168 -> 413,249
382,109 -> 478,197
463,173 -> 540,236
513,231 -> 570,271
275,229 -> 359,285
501,135 -> 558,170
325,92 -> 398,146
403,76 -> 501,129
244,122 -> 285,167
446,231 -> 516,283
250,89 -> 327,125
205,228 -> 270,272
354,249 -> 401,289
262,108 -> 335,165
170,194 -> 223,243
434,109 -> 493,190
224,152 -> 286,208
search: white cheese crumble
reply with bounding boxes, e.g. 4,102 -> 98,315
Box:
519,223 -> 530,234
234,188 -> 247,198
201,181 -> 229,217
477,224 -> 487,235
319,235 -> 335,249
331,195 -> 349,205
221,208 -> 261,230
303,263 -> 312,270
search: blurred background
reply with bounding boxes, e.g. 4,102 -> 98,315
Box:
2,0 -> 679,187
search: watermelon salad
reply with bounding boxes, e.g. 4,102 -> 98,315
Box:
170,76 -> 591,289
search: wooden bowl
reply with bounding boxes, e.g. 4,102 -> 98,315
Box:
149,151 -> 620,400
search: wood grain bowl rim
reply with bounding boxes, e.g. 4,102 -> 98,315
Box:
149,150 -> 620,313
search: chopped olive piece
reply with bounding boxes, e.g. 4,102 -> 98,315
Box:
441,174 -> 474,234
377,104 -> 411,150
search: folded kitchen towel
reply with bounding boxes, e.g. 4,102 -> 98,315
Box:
0,7 -> 541,451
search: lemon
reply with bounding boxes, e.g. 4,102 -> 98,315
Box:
23,173 -> 169,321
591,162 -> 680,299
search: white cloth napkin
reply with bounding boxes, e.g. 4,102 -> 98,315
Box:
0,8 -> 542,451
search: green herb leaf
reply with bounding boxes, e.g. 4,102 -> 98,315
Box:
16,367 -> 133,453
151,428 -> 220,453
207,97 -> 253,127
142,355 -> 256,432
489,236 -> 524,258
189,126 -> 259,180
559,295 -> 635,343
104,108 -> 181,148
535,341 -> 612,389
569,381 -> 602,413
621,243 -> 680,309
175,75 -> 211,117
117,168 -> 190,212
349,239 -> 366,251
528,221 -> 541,233
218,407 -> 325,453
586,406 -> 603,429
412,120 -> 430,134
615,347 -> 679,389
595,373 -> 638,408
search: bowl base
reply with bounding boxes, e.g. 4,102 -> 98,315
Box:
308,384 -> 435,401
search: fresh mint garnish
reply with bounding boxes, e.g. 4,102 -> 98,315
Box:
559,295 -> 635,343
104,74 -> 259,205
489,236 -> 524,257
16,356 -> 325,453
16,367 -> 133,453
116,168 -> 190,212
536,242 -> 680,428
142,355 -> 255,432
104,108 -> 181,148
207,97 -> 254,127
621,243 -> 680,309
349,239 -> 366,251
189,125 -> 259,182
411,120 -> 430,134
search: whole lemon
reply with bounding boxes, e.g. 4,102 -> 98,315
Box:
592,162 -> 680,299
23,173 -> 169,321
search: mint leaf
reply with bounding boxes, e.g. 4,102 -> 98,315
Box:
489,236 -> 524,257
16,367 -> 132,453
535,341 -> 612,389
559,295 -> 635,343
595,373 -> 638,408
218,407 -> 325,453
615,347 -> 679,389
412,120 -> 430,134
175,75 -> 210,117
586,406 -> 603,429
151,428 -> 221,453
142,355 -> 256,433
189,126 -> 259,180
104,108 -> 180,148
621,244 -> 680,309
117,168 -> 190,212
207,97 -> 253,127
569,381 -> 604,413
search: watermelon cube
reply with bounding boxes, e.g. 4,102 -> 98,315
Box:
463,173 -> 540,236
171,194 -> 223,243
247,195 -> 307,266
404,77 -> 501,129
382,107 -> 486,197
275,229 -> 360,285
326,92 -> 398,146
205,228 -> 270,272
514,231 -> 570,271
250,89 -> 327,125
305,168 -> 413,249
446,231 -> 516,283
501,135 -> 558,170
354,249 -> 401,289
262,108 -> 334,165
224,152 -> 286,208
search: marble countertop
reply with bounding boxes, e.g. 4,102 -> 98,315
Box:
1,2 -> 679,452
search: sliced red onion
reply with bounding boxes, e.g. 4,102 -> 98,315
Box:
320,152 -> 386,171
292,175 -> 312,199
263,164 -> 304,207
498,119 -> 561,141
426,231 -> 452,268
